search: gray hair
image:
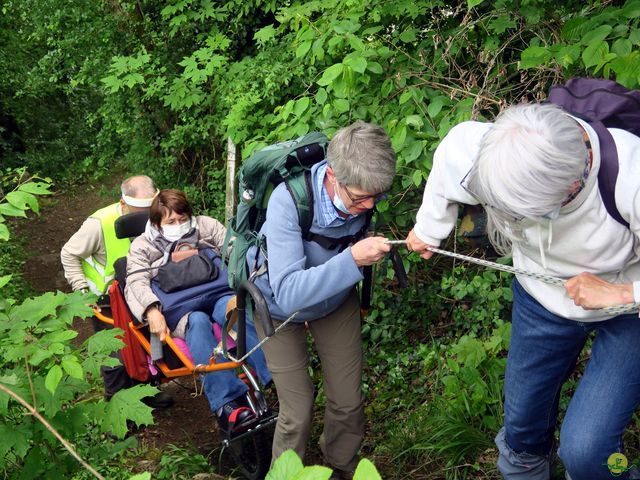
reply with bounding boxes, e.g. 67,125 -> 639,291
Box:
467,103 -> 587,254
327,121 -> 396,193
121,175 -> 156,198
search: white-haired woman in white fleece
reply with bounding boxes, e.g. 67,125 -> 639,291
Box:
407,103 -> 640,480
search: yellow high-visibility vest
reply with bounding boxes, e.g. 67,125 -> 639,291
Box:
81,203 -> 131,295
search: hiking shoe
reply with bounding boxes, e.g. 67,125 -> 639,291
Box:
141,391 -> 175,409
218,400 -> 256,433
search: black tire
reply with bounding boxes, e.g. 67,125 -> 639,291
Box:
228,429 -> 272,480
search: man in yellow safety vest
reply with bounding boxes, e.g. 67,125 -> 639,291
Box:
61,175 -> 173,407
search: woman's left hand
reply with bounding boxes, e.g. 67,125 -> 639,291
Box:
565,272 -> 634,309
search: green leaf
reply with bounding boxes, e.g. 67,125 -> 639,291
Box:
266,450 -> 304,480
488,15 -> 516,34
333,99 -> 350,113
29,348 -> 54,366
451,335 -> 487,368
399,91 -> 412,105
381,79 -> 393,98
519,45 -> 552,69
254,24 -> 276,45
0,203 -> 27,218
405,115 -> 423,128
9,292 -> 65,325
467,0 -> 486,8
427,97 -> 445,118
6,191 -> 38,213
45,365 -> 63,394
294,97 -> 310,117
398,29 -> 417,43
630,29 -> 640,46
0,423 -> 32,461
292,466 -> 332,480
296,40 -> 312,58
612,38 -> 633,57
61,357 -> 84,380
317,63 -> 344,86
315,88 -> 327,105
354,459 -> 382,480
403,140 -> 424,163
0,223 -> 8,241
18,181 -> 52,195
366,62 -> 383,74
582,40 -> 609,69
581,25 -> 612,45
344,55 -> 367,73
623,0 -> 640,19
392,125 -> 407,151
333,20 -> 360,35
0,274 -> 11,289
102,385 -> 157,438
86,328 -> 125,357
412,170 -> 423,187
129,474 -> 151,480
57,290 -> 95,324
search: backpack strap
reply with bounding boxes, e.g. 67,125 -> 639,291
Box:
284,170 -> 314,237
305,209 -> 373,251
285,170 -> 373,251
589,120 -> 629,228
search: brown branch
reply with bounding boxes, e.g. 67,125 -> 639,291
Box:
24,358 -> 37,412
0,383 -> 106,480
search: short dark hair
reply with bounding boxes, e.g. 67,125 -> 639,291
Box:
149,189 -> 193,229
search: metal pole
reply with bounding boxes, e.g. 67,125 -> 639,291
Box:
225,137 -> 238,225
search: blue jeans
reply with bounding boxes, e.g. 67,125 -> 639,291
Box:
185,295 -> 272,412
497,280 -> 640,480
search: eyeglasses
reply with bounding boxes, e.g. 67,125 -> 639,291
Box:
340,184 -> 387,205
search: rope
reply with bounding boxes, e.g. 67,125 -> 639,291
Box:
386,241 -> 640,316
217,311 -> 299,363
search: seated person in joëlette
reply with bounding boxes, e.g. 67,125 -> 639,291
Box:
124,189 -> 272,431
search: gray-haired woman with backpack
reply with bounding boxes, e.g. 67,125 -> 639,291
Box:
249,121 -> 396,478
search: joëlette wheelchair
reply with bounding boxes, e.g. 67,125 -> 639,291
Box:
92,211 -> 277,480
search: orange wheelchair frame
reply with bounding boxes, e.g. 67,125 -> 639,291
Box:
95,280 -> 277,480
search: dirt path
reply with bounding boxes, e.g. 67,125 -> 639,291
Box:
16,180 -> 231,477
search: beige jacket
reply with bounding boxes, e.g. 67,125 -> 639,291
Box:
124,216 -> 227,336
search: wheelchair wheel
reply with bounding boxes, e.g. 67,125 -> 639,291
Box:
228,429 -> 271,480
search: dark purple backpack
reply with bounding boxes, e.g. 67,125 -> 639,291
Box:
549,78 -> 640,228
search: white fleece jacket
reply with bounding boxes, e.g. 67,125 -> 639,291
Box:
414,118 -> 640,321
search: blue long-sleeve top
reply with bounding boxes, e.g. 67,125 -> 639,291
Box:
247,161 -> 366,321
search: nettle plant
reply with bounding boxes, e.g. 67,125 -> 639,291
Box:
0,171 -> 156,479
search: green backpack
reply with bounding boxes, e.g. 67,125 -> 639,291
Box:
223,132 -> 371,290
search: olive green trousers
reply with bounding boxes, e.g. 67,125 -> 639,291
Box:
256,291 -> 363,472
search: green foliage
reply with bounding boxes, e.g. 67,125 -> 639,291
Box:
379,323 -> 510,479
440,265 -> 513,335
519,0 -> 640,86
153,444 -> 211,479
0,168 -> 52,242
0,184 -> 156,478
266,449 -> 382,480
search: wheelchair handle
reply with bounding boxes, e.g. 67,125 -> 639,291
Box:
235,281 -> 275,358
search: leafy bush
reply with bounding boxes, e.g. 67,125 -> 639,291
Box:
0,178 -> 157,479
380,323 -> 510,479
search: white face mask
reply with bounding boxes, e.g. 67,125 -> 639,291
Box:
161,220 -> 191,242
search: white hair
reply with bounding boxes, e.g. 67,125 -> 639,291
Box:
120,175 -> 156,198
467,103 -> 587,254
327,121 -> 396,193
